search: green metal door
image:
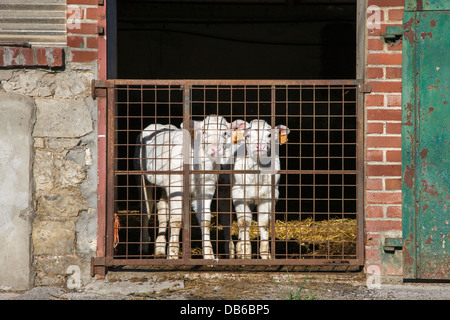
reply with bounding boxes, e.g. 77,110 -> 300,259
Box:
402,1 -> 450,280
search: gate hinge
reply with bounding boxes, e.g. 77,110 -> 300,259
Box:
358,82 -> 372,94
97,25 -> 105,36
91,79 -> 111,99
383,238 -> 403,253
384,26 -> 403,44
91,257 -> 107,278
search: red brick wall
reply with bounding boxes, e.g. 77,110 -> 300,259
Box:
365,1 -> 404,276
0,47 -> 64,68
0,0 -> 100,68
66,0 -> 99,63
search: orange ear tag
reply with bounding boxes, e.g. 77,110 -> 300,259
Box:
280,132 -> 288,145
232,130 -> 244,144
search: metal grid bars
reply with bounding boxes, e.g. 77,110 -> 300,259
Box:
101,79 -> 364,268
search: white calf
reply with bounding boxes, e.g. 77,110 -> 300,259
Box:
232,119 -> 290,259
136,116 -> 232,259
135,123 -> 178,253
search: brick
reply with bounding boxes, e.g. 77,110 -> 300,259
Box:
66,7 -> 83,19
70,50 -> 97,62
387,95 -> 402,107
367,206 -> 384,218
366,164 -> 402,176
68,36 -> 84,49
366,149 -> 383,161
367,109 -> 402,121
368,81 -> 402,93
67,23 -> 97,35
386,122 -> 401,134
385,178 -> 402,190
367,67 -> 384,79
366,94 -> 384,107
386,67 -> 402,79
50,48 -> 64,67
366,192 -> 402,204
366,178 -> 383,190
367,53 -> 402,65
386,266 -> 403,276
86,37 -> 98,49
85,7 -> 98,20
387,41 -> 403,51
387,206 -> 402,218
21,48 -> 34,66
366,136 -> 401,148
365,248 -> 381,261
368,39 -> 384,51
3,47 -> 20,66
386,150 -> 402,162
367,9 -> 385,23
365,219 -> 402,232
388,9 -> 404,21
367,123 -> 384,134
35,48 -> 48,66
366,233 -> 380,246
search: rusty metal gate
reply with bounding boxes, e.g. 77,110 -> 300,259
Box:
92,79 -> 364,274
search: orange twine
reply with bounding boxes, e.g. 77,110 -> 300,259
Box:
113,213 -> 120,248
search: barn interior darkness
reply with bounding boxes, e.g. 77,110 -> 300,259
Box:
113,0 -> 359,259
117,0 -> 356,80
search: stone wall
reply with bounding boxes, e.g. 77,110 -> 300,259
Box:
0,61 -> 98,287
0,92 -> 35,290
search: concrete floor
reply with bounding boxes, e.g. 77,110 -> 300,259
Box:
1,270 -> 449,300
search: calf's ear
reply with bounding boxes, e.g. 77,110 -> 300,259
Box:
230,120 -> 249,144
276,125 -> 290,136
231,119 -> 249,130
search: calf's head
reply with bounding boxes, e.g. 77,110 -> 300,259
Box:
238,120 -> 290,161
182,115 -> 232,159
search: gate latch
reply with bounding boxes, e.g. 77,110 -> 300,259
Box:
384,26 -> 403,45
383,237 -> 403,252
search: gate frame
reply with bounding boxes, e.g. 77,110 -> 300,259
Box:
91,79 -> 366,276
92,0 -> 368,277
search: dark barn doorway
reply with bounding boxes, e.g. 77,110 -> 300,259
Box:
117,0 -> 356,80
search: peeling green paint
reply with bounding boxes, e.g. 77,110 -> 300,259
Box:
402,5 -> 450,280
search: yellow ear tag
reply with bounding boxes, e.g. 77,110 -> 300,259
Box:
280,132 -> 288,145
232,130 -> 244,144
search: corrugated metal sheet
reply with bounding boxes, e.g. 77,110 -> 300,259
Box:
0,0 -> 66,47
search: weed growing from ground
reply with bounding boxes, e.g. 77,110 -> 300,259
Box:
272,270 -> 317,300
